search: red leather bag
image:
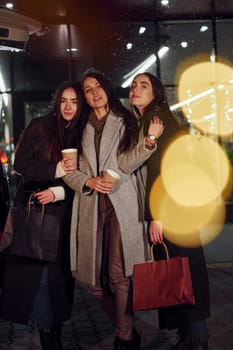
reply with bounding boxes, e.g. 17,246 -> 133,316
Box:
133,243 -> 195,311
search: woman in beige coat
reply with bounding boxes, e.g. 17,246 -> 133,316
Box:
63,69 -> 164,350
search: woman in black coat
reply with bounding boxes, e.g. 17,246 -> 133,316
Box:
0,80 -> 84,350
129,72 -> 210,350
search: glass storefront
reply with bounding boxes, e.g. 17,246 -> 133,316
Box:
0,7 -> 233,259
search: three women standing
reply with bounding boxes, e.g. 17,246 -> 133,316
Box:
0,70 -> 209,350
63,69 -> 164,350
129,72 -> 210,350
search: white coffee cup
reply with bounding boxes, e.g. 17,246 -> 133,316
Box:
103,169 -> 121,184
61,148 -> 78,168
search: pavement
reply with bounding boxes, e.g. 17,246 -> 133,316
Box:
0,261 -> 232,350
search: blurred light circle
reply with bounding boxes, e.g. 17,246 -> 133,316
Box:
161,134 -> 231,207
149,176 -> 225,247
177,60 -> 233,138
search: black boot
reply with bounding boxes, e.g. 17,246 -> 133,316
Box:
39,328 -> 63,350
171,335 -> 191,350
114,336 -> 133,350
133,328 -> 141,350
190,338 -> 209,350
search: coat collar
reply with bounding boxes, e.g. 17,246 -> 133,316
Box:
99,111 -> 123,170
82,111 -> 123,175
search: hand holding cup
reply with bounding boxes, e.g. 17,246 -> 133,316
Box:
102,169 -> 121,185
61,148 -> 78,172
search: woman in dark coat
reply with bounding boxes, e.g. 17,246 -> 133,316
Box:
129,72 -> 210,350
0,80 -> 84,350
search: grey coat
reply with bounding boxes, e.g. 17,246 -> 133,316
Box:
64,111 -> 157,286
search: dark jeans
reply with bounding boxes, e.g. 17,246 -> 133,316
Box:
34,267 -> 53,331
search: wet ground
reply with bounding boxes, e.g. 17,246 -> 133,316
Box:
0,262 -> 232,350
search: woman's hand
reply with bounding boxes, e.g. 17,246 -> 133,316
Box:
148,116 -> 164,139
86,176 -> 115,194
34,189 -> 55,205
149,220 -> 163,244
60,158 -> 77,174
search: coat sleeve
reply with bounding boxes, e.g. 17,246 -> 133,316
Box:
118,135 -> 158,174
63,170 -> 91,194
14,119 -> 57,180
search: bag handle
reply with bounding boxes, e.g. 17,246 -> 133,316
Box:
27,192 -> 45,220
151,242 -> 169,261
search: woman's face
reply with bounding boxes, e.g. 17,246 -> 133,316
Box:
60,87 -> 78,121
129,74 -> 155,114
83,77 -> 108,110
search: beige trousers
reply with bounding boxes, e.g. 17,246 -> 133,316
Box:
91,203 -> 134,341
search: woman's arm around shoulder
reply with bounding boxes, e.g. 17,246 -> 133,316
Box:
118,116 -> 164,173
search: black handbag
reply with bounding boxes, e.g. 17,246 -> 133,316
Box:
10,192 -> 61,262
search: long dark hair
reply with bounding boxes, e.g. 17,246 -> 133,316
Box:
133,72 -> 169,112
81,69 -> 136,153
45,80 -> 84,161
132,72 -> 180,133
16,80 -> 84,163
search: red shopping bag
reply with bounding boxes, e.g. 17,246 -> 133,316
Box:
133,243 -> 195,311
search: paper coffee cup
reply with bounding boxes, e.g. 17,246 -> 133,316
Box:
103,169 -> 121,184
61,148 -> 78,168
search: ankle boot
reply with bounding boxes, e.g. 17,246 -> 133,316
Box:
171,335 -> 191,350
133,328 -> 141,350
114,336 -> 133,350
39,328 -> 63,350
190,338 -> 209,350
